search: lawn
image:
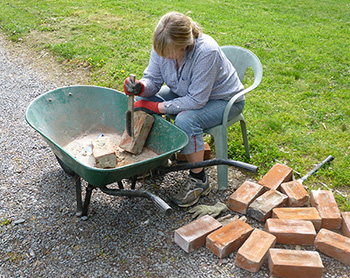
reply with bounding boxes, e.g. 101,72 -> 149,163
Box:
0,0 -> 349,210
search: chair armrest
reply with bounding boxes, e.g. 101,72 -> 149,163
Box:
221,78 -> 261,128
222,87 -> 248,125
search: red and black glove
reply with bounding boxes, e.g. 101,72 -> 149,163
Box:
134,100 -> 161,115
123,77 -> 145,96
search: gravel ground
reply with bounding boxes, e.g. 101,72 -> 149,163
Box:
1,34 -> 349,278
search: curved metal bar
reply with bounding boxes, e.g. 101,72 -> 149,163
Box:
99,186 -> 172,216
82,184 -> 96,217
74,173 -> 83,217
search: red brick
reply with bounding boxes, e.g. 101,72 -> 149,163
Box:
235,229 -> 276,273
280,180 -> 309,207
228,181 -> 264,214
310,190 -> 342,229
258,163 -> 293,191
342,212 -> 350,238
268,248 -> 324,278
206,219 -> 253,258
272,207 -> 322,231
174,215 -> 222,253
265,218 -> 316,245
119,111 -> 154,155
247,189 -> 288,222
314,228 -> 350,265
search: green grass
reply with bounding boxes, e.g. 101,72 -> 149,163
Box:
0,0 -> 349,210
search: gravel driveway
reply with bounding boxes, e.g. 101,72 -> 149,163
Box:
1,35 -> 349,278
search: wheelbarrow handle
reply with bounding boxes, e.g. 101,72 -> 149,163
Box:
160,159 -> 258,174
148,194 -> 173,216
99,186 -> 172,216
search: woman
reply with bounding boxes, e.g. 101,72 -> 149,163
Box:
124,11 -> 244,207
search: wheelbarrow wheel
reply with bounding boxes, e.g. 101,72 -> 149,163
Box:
55,155 -> 75,176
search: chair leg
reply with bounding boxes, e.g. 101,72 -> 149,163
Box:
213,133 -> 229,191
217,165 -> 228,191
240,119 -> 250,160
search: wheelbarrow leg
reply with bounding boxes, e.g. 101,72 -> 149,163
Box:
82,184 -> 96,220
117,180 -> 124,189
130,176 -> 137,189
117,177 -> 137,189
74,174 -> 83,217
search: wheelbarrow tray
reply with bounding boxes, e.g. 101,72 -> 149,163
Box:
25,85 -> 188,187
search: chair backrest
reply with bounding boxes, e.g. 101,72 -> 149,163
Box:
221,45 -> 263,90
215,45 -> 262,127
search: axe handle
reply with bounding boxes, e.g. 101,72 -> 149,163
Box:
299,155 -> 334,183
127,74 -> 136,137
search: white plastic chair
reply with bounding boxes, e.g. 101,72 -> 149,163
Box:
204,45 -> 263,190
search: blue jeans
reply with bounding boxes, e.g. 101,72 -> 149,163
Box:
137,86 -> 245,154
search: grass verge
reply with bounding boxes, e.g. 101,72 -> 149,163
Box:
0,0 -> 349,210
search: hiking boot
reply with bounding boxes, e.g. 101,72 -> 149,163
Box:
169,175 -> 210,207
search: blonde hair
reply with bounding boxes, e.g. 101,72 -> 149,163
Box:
153,12 -> 202,57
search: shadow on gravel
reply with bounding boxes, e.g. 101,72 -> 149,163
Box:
33,164 -> 182,221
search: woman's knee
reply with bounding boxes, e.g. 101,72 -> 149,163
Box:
174,111 -> 195,132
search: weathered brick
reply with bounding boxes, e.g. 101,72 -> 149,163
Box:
310,190 -> 342,229
120,111 -> 154,155
268,248 -> 324,278
174,215 -> 222,253
280,180 -> 309,207
206,219 -> 253,258
314,228 -> 350,265
92,136 -> 117,168
258,163 -> 293,191
341,212 -> 350,238
228,181 -> 264,214
247,189 -> 288,222
235,228 -> 276,273
272,207 -> 322,231
265,218 -> 316,245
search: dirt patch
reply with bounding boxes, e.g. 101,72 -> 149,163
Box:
0,32 -> 91,86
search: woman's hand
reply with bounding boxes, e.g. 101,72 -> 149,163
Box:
123,77 -> 145,96
134,100 -> 162,115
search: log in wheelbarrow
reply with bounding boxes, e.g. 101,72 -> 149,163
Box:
26,85 -> 257,219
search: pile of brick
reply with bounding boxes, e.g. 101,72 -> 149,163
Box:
174,163 -> 350,277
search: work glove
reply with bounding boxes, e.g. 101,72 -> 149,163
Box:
216,214 -> 239,226
217,214 -> 247,226
188,202 -> 228,219
123,77 -> 145,96
134,100 -> 161,115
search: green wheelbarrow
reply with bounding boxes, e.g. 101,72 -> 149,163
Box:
26,85 -> 257,219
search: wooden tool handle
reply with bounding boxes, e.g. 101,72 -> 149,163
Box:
129,74 -> 136,84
